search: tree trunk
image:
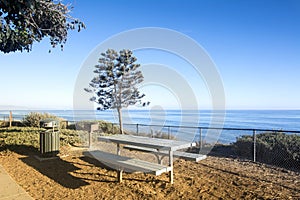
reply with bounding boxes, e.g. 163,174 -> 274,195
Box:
117,107 -> 123,134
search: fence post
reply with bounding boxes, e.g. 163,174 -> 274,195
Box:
168,126 -> 170,139
136,124 -> 139,135
253,130 -> 256,162
150,126 -> 153,138
9,111 -> 12,127
199,128 -> 202,151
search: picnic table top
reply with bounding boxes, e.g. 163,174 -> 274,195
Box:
98,134 -> 195,151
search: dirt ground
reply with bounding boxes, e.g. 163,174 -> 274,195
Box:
0,145 -> 299,200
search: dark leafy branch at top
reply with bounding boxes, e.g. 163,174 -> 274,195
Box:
0,0 -> 85,53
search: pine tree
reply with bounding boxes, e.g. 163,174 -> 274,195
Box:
85,49 -> 148,134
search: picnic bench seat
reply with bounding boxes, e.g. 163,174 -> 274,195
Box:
83,150 -> 171,182
124,145 -> 207,162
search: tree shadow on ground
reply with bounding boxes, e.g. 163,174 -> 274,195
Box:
1,144 -> 89,189
0,127 -> 24,133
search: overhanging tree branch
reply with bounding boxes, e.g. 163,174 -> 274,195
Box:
0,0 -> 85,53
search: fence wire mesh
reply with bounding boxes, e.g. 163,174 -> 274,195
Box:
120,123 -> 300,172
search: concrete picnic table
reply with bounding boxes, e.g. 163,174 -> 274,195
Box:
98,134 -> 195,184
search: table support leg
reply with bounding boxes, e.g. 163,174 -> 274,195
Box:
117,170 -> 123,183
169,150 -> 174,184
155,151 -> 165,164
117,143 -> 122,183
117,143 -> 121,155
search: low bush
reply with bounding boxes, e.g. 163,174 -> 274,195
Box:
72,120 -> 121,134
0,127 -> 41,149
59,129 -> 86,146
0,121 -> 8,127
234,132 -> 300,171
98,121 -> 121,134
0,127 -> 84,151
22,112 -> 67,129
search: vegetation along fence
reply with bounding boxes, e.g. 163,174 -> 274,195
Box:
118,123 -> 300,171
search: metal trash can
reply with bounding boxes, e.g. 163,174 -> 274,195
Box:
40,119 -> 60,157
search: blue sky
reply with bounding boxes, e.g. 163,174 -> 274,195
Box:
1,0 -> 300,110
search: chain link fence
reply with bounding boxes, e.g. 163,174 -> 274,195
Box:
118,123 -> 300,172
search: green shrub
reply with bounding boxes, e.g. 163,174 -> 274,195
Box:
72,120 -> 121,134
22,112 -> 67,129
0,127 -> 84,150
59,129 -> 85,146
0,127 -> 41,149
98,121 -> 120,134
234,132 -> 300,170
0,121 -> 8,127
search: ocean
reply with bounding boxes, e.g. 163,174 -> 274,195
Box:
1,109 -> 300,143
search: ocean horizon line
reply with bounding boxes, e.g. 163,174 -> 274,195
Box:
1,108 -> 300,111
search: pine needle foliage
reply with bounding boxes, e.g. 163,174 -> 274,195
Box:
85,49 -> 148,134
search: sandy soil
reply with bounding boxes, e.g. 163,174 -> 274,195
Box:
0,145 -> 299,200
